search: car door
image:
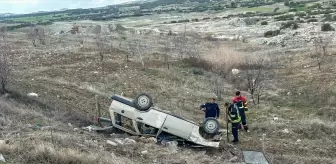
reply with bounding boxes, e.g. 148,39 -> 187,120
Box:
136,109 -> 168,129
161,115 -> 195,139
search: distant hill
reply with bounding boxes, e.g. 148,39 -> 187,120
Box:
0,13 -> 17,18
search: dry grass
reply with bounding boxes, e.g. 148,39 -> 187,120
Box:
1,21 -> 336,164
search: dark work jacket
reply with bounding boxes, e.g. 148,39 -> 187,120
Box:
200,103 -> 220,118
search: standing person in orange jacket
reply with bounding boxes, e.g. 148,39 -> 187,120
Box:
232,91 -> 249,132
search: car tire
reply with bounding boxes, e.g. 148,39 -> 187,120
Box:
133,92 -> 153,111
202,118 -> 220,135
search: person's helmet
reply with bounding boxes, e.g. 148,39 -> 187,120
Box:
235,91 -> 241,96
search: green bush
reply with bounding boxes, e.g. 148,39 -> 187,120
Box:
321,23 -> 335,31
323,14 -> 336,22
261,21 -> 268,25
295,12 -> 307,17
275,14 -> 294,21
281,21 -> 299,29
273,7 -> 280,12
288,8 -> 297,12
264,30 -> 280,37
307,18 -> 318,22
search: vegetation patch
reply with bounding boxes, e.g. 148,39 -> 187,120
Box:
264,30 -> 281,37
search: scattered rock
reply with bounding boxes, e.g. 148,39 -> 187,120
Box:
68,123 -> 73,127
166,141 -> 178,153
0,154 -> 5,162
141,150 -> 148,154
281,129 -> 289,133
73,128 -> 79,131
140,136 -> 157,143
0,140 -> 5,145
82,126 -> 93,132
232,69 -> 240,75
147,137 -> 157,143
27,92 -> 38,98
41,126 -> 52,131
107,140 -> 118,146
297,139 -> 301,142
229,156 -> 238,162
124,138 -> 137,145
273,116 -> 279,121
114,138 -> 124,145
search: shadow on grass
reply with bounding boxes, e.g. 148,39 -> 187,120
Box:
3,90 -> 93,127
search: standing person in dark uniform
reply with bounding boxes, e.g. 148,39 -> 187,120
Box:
200,97 -> 220,119
225,102 -> 241,143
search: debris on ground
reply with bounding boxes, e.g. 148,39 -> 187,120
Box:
242,150 -> 269,164
27,93 -> 38,98
111,138 -> 137,145
229,156 -> 239,162
141,150 -> 148,154
281,129 -> 289,133
41,126 -> 52,131
114,138 -> 124,145
82,125 -> 94,131
273,116 -> 279,121
106,140 -> 118,146
124,138 -> 137,145
166,141 -> 178,153
0,154 -> 5,162
140,137 -> 157,143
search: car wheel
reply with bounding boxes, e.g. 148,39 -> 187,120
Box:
133,93 -> 153,111
202,118 -> 219,135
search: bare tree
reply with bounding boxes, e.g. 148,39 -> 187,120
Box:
70,23 -> 79,34
127,38 -> 147,69
239,57 -> 270,104
173,34 -> 202,59
27,27 -> 38,47
0,27 -> 10,94
0,26 -> 6,40
94,25 -> 104,68
311,33 -> 335,70
37,27 -> 46,45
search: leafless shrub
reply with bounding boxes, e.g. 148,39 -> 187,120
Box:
70,23 -> 79,34
0,28 -> 10,94
173,35 -> 202,59
127,37 -> 149,69
26,26 -> 46,47
311,32 -> 335,70
27,27 -> 38,47
93,25 -> 102,35
238,56 -> 271,104
0,26 -> 7,40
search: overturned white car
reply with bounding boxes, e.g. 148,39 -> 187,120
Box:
97,93 -> 221,148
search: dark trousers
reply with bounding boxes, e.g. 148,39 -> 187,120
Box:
239,109 -> 248,131
232,123 -> 239,141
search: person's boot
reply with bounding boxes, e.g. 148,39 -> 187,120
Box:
243,125 -> 250,132
231,140 -> 239,144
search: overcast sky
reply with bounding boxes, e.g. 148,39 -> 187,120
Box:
0,0 -> 138,14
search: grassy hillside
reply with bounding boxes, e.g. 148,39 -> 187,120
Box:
0,3 -> 336,163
